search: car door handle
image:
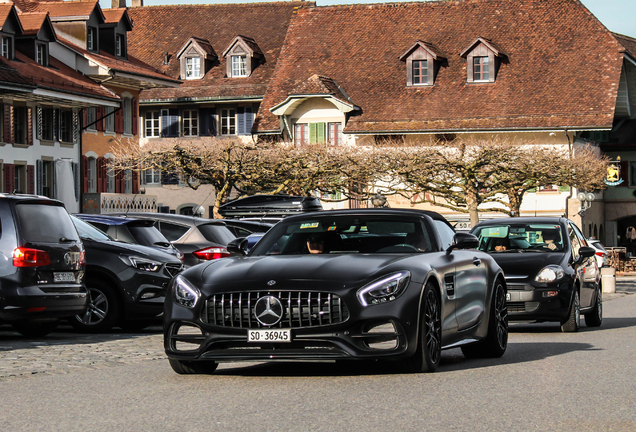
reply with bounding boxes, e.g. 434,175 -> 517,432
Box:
473,258 -> 482,267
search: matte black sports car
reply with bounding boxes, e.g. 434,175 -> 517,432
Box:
164,209 -> 508,374
470,217 -> 601,332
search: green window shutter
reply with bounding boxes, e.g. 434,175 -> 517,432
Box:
309,123 -> 317,143
316,122 -> 325,143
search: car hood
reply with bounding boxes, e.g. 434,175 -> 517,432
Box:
488,251 -> 566,279
188,254 -> 418,292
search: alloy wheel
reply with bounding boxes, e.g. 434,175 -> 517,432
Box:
494,283 -> 508,349
77,287 -> 109,326
424,289 -> 441,364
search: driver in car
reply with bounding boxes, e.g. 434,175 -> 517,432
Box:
542,230 -> 561,251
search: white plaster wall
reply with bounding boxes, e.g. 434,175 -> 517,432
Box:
143,183 -> 217,219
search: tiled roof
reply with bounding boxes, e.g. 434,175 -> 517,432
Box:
17,12 -> 50,36
0,56 -> 35,87
57,36 -> 180,84
0,4 -> 13,27
288,74 -> 356,106
22,0 -> 101,19
255,0 -> 626,134
613,33 -> 636,59
8,50 -> 118,100
102,8 -> 126,24
127,2 -> 313,102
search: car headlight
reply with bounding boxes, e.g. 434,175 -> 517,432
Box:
173,275 -> 201,308
357,271 -> 411,307
119,255 -> 162,272
535,265 -> 565,283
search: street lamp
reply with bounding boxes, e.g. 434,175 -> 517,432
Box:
577,192 -> 595,215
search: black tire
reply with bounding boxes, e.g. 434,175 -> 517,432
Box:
12,319 -> 59,338
560,289 -> 580,332
584,288 -> 603,327
401,282 -> 442,373
169,359 -> 218,375
461,279 -> 508,359
70,280 -> 120,333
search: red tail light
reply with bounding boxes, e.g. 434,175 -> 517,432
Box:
193,247 -> 230,260
13,247 -> 52,267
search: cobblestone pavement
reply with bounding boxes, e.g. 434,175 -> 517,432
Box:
0,326 -> 165,382
1,275 -> 635,383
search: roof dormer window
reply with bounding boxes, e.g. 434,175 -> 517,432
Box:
116,34 -> 126,58
176,37 -> 217,80
36,43 -> 48,66
1,35 -> 13,60
87,26 -> 98,52
460,37 -> 506,84
400,41 -> 445,87
185,56 -> 201,79
222,35 -> 263,78
231,55 -> 247,77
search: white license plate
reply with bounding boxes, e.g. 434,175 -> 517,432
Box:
506,292 -> 511,301
248,329 -> 291,343
54,272 -> 75,282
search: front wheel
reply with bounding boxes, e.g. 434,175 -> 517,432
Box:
169,359 -> 218,375
584,289 -> 602,327
462,279 -> 508,359
560,289 -> 580,332
401,283 -> 441,373
70,281 -> 120,333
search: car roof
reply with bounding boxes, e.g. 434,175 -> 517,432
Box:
74,213 -> 154,226
110,212 -> 227,226
278,208 -> 452,226
472,217 -> 567,228
0,193 -> 64,206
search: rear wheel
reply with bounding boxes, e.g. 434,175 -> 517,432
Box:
560,289 -> 580,332
461,279 -> 508,359
401,283 -> 441,373
12,319 -> 59,338
584,288 -> 603,327
169,359 -> 218,375
70,281 -> 120,333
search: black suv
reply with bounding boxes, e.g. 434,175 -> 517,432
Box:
0,194 -> 87,337
70,215 -> 184,332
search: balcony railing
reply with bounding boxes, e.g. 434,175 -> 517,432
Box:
82,193 -> 157,214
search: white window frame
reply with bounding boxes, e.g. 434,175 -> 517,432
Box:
86,107 -> 96,131
87,156 -> 97,193
116,34 -> 125,57
231,55 -> 247,77
145,111 -> 160,137
87,27 -> 97,51
294,123 -> 309,145
327,122 -> 343,145
124,169 -> 133,194
104,107 -> 114,133
220,109 -> 236,135
36,43 -> 47,66
106,164 -> 115,193
185,57 -> 201,79
124,97 -> 132,135
182,110 -> 198,136
142,167 -> 161,185
1,35 -> 12,59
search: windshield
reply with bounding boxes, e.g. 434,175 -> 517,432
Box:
128,225 -> 171,246
250,215 -> 432,256
16,203 -> 80,243
71,215 -> 112,241
473,223 -> 565,253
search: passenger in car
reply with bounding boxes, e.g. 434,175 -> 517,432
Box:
542,230 -> 562,251
493,238 -> 509,251
307,234 -> 325,254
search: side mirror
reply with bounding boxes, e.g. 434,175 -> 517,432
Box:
227,237 -> 249,256
579,246 -> 596,259
446,232 -> 479,255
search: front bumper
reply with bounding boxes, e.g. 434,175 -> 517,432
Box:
164,285 -> 423,362
506,281 -> 571,322
0,283 -> 88,321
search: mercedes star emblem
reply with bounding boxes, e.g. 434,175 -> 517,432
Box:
254,295 -> 284,326
267,280 -> 276,286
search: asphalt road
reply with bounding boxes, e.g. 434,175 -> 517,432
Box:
1,291 -> 635,431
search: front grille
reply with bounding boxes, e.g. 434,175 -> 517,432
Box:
202,291 -> 350,329
507,283 -> 534,291
165,263 -> 184,278
508,301 -> 540,313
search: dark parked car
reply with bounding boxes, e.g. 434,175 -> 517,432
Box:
471,217 -> 602,332
0,194 -> 87,337
164,209 -> 507,375
109,213 -> 236,267
222,219 -> 273,238
218,195 -> 323,218
74,214 -> 184,262
70,215 -> 184,332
